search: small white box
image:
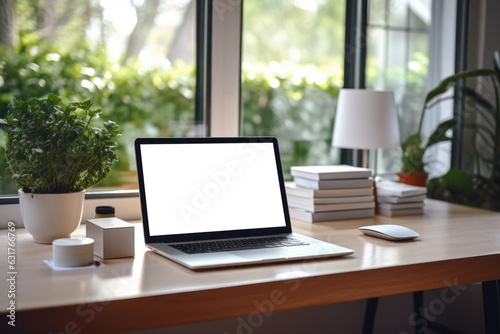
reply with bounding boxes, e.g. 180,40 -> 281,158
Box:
86,218 -> 135,259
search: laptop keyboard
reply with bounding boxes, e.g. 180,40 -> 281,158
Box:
171,236 -> 309,254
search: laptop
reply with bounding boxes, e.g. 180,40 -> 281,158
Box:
134,137 -> 354,270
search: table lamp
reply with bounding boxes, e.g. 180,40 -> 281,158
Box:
332,89 -> 400,170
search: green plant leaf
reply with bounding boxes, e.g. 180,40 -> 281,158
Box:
401,132 -> 421,150
424,68 -> 495,106
417,68 -> 495,136
47,93 -> 61,105
425,118 -> 458,148
427,169 -> 481,207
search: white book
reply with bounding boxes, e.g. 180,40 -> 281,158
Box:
291,165 -> 372,181
285,182 -> 374,198
377,194 -> 426,204
288,200 -> 375,213
287,194 -> 375,205
378,207 -> 424,217
294,177 -> 374,190
377,202 -> 424,211
289,207 -> 375,223
376,180 -> 427,197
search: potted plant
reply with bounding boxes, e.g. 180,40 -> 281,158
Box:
399,119 -> 457,187
398,68 -> 494,187
426,52 -> 500,211
1,93 -> 120,243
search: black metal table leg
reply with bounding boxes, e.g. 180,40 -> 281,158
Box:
362,297 -> 379,334
482,280 -> 500,334
413,291 -> 425,334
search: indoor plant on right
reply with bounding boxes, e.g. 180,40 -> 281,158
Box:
398,68 -> 494,186
426,52 -> 500,211
1,93 -> 120,243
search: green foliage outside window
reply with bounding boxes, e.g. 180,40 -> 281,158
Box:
242,64 -> 341,176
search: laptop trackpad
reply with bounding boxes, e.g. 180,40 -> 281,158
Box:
230,248 -> 293,260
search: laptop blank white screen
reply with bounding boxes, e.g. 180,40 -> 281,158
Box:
139,142 -> 287,236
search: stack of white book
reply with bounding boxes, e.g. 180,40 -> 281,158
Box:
376,180 -> 427,216
285,165 -> 375,223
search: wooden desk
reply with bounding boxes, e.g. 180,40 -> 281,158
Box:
1,199 -> 500,333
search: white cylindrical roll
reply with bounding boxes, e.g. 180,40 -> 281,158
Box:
53,237 -> 94,267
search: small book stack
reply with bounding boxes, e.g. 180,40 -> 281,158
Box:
286,165 -> 375,223
375,180 -> 427,216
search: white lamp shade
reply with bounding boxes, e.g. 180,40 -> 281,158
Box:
332,89 -> 400,149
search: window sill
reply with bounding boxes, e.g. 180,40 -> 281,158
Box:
0,189 -> 142,229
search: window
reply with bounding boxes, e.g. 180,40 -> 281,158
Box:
241,0 -> 346,179
240,0 -> 461,180
0,0 -> 470,223
366,0 -> 458,177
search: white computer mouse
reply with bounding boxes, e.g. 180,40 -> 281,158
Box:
359,224 -> 419,241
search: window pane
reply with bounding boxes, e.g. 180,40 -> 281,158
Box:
241,0 -> 346,179
366,0 -> 442,175
409,5 -> 430,30
369,0 -> 388,25
388,0 -> 408,28
0,0 -> 198,195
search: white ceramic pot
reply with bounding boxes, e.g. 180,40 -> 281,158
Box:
18,189 -> 85,244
